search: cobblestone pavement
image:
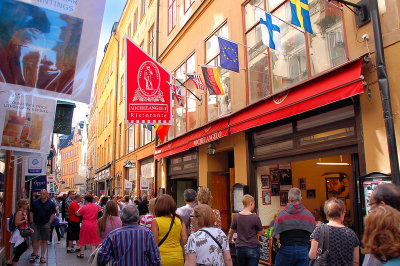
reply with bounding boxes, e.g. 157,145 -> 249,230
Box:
17,235 -> 92,266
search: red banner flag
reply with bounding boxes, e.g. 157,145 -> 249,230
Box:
125,37 -> 172,125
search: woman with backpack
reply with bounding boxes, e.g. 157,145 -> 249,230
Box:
6,198 -> 32,266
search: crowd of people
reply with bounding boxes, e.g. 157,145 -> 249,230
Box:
5,183 -> 400,265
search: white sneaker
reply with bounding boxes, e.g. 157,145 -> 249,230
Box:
57,241 -> 61,244
48,241 -> 51,245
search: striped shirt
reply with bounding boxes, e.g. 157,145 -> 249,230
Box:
97,223 -> 161,266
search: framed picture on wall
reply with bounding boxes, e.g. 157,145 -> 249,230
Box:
325,175 -> 350,199
261,175 -> 270,189
271,183 -> 280,196
307,189 -> 316,199
280,191 -> 288,206
279,169 -> 292,185
262,190 -> 271,205
270,168 -> 279,182
299,178 -> 306,190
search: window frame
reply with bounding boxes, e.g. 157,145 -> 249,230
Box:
241,0 -> 349,104
148,24 -> 155,58
168,0 -> 177,33
184,0 -> 195,13
141,0 -> 146,19
133,9 -> 138,34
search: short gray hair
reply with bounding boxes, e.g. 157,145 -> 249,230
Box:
184,189 -> 197,203
120,204 -> 139,223
288,187 -> 301,202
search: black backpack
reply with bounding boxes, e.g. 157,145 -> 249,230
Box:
7,212 -> 16,232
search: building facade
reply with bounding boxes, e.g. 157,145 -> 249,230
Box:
153,0 -> 400,236
59,123 -> 83,193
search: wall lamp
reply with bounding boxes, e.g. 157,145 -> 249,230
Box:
207,142 -> 216,155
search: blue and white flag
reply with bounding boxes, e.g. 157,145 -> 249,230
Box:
256,9 -> 282,52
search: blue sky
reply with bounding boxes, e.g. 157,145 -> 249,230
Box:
72,0 -> 126,125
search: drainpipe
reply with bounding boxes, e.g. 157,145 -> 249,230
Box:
112,30 -> 120,193
368,0 -> 400,184
153,0 -> 160,197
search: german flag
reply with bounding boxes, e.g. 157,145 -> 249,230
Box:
201,66 -> 225,95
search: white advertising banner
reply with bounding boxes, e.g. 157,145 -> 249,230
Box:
124,179 -> 132,191
0,91 -> 56,154
0,0 -> 106,104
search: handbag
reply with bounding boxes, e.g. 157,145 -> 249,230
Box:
18,228 -> 32,237
309,224 -> 330,266
158,215 -> 175,247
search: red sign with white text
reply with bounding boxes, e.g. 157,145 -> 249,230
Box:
125,37 -> 172,124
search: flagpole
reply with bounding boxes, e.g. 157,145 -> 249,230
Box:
167,80 -> 203,103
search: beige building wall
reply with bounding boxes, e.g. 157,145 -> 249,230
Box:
344,0 -> 400,175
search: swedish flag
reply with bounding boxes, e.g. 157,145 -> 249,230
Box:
290,0 -> 313,34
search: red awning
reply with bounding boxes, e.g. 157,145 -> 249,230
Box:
155,59 -> 364,159
230,59 -> 364,134
155,117 -> 229,159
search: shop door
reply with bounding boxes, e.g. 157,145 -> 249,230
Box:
212,174 -> 230,230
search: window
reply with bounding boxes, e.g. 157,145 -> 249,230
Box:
140,126 -> 154,147
127,23 -> 131,38
205,23 -> 231,122
307,0 -> 346,75
184,0 -> 195,12
109,136 -> 112,164
140,41 -> 144,50
243,0 -> 347,103
141,0 -> 146,18
168,0 -> 177,33
125,125 -> 136,153
120,75 -> 124,103
134,9 -> 138,33
119,123 -> 122,158
172,54 -> 198,137
148,25 -> 155,58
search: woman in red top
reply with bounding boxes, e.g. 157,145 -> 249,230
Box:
75,195 -> 102,258
7,199 -> 32,266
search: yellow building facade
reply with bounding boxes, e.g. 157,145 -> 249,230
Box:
153,0 -> 400,235
60,126 -> 82,192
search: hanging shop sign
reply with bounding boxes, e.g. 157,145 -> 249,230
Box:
124,160 -> 136,168
53,101 -> 76,134
0,91 -> 56,154
125,37 -> 172,125
124,179 -> 132,190
32,175 -> 47,192
25,155 -> 46,175
0,0 -> 106,104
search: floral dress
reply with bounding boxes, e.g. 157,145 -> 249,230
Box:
185,227 -> 229,265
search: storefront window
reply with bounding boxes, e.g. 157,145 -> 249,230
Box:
140,157 -> 154,196
270,3 -> 308,93
308,0 -> 347,75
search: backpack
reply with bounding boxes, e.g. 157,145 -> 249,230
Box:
6,212 -> 16,233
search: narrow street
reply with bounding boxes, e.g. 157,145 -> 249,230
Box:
17,238 -> 91,266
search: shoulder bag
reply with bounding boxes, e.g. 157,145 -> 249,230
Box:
158,215 -> 175,247
309,224 -> 330,266
199,229 -> 223,250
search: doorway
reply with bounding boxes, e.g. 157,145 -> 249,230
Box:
211,174 -> 231,230
170,178 -> 197,207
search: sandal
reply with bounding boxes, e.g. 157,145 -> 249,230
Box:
40,257 -> 46,264
29,254 -> 38,263
77,253 -> 84,259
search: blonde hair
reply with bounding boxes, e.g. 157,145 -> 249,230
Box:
148,198 -> 156,215
197,187 -> 212,205
18,198 -> 29,208
242,194 -> 254,207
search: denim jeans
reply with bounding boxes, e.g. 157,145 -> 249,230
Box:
236,246 -> 260,266
275,246 -> 309,266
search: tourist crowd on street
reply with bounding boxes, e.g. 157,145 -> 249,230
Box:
5,184 -> 400,265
